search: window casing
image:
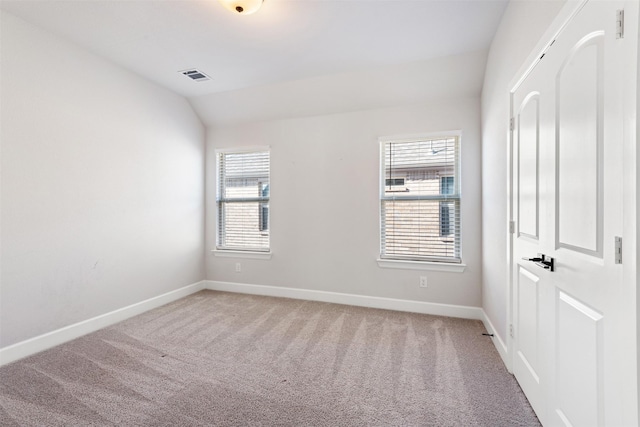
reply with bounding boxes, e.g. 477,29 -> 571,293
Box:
217,149 -> 270,252
380,135 -> 461,263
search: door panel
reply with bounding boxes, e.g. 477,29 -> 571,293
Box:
517,94 -> 540,240
512,58 -> 549,422
556,33 -> 603,255
515,266 -> 541,393
555,291 -> 603,427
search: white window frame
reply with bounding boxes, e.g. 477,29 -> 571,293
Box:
213,146 -> 272,258
377,132 -> 465,273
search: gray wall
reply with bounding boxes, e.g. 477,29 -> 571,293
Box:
0,12 -> 206,347
206,98 -> 483,307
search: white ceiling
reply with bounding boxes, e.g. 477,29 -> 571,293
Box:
193,49 -> 488,126
0,0 -> 508,100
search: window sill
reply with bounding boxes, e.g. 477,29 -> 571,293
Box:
212,250 -> 272,260
376,258 -> 466,273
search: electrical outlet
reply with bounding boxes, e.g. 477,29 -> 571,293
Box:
235,262 -> 241,273
419,276 -> 428,288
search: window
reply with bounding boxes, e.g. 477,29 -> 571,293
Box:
217,149 -> 270,252
385,178 -> 405,186
380,135 -> 461,263
440,177 -> 454,237
259,184 -> 269,232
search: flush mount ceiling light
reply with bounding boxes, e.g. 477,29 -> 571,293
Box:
218,0 -> 263,15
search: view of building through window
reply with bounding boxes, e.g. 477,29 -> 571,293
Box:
380,136 -> 461,262
217,150 -> 270,252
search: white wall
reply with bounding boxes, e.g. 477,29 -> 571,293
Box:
481,0 -> 566,340
0,12 -> 205,348
206,98 -> 482,307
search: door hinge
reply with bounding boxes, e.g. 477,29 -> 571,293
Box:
509,324 -> 514,338
509,117 -> 515,132
615,236 -> 622,264
509,221 -> 515,234
616,10 -> 624,39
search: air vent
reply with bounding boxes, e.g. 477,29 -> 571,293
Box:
180,69 -> 211,82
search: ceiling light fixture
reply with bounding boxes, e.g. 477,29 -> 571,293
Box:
218,0 -> 263,15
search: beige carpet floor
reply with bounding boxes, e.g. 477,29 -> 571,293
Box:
0,290 -> 540,426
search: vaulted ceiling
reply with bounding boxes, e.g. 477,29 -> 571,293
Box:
1,0 -> 508,124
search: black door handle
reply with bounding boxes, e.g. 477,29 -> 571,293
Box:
522,254 -> 555,271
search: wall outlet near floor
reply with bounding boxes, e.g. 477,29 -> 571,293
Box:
419,276 -> 428,288
235,262 -> 241,273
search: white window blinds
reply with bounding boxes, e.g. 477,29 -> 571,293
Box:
217,150 -> 270,252
380,136 -> 461,263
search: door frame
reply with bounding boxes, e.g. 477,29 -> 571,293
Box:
505,3 -> 638,423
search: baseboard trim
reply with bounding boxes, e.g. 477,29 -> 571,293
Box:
0,280 -> 503,369
205,280 -> 483,320
0,280 -> 206,367
481,310 -> 510,370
